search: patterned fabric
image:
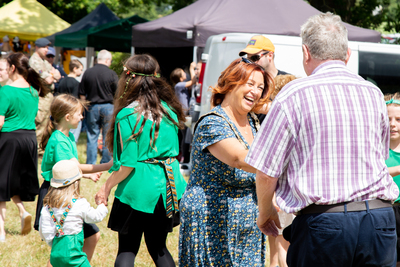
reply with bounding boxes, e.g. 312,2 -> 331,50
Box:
142,158 -> 178,217
48,198 -> 77,237
246,60 -> 399,214
179,105 -> 266,267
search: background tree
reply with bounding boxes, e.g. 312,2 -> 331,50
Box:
305,0 -> 390,30
0,0 -> 173,23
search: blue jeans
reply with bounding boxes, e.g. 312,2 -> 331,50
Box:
287,204 -> 396,267
70,121 -> 82,143
85,103 -> 113,164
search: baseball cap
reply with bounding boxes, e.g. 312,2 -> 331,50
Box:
239,35 -> 275,56
47,47 -> 56,57
35,38 -> 51,48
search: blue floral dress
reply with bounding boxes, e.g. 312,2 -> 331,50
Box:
179,105 -> 266,267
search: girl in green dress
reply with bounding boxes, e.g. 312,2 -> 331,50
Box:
34,94 -> 113,264
95,54 -> 187,267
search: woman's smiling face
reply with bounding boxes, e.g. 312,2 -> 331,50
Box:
230,70 -> 264,115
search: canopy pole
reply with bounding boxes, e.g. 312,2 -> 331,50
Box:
54,47 -> 62,66
131,46 -> 135,56
193,46 -> 198,63
86,47 -> 95,68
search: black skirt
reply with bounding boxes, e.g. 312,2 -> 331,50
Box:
0,130 -> 38,201
108,195 -> 180,234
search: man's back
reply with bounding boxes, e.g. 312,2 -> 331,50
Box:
250,60 -> 398,213
78,64 -> 118,104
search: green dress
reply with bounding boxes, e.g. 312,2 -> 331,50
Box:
109,100 -> 187,214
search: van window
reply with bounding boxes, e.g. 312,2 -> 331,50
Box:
205,42 -> 247,88
359,51 -> 400,94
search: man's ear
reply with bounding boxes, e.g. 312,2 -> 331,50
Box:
345,47 -> 352,65
302,44 -> 311,64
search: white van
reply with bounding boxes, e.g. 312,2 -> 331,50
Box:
195,33 -> 400,117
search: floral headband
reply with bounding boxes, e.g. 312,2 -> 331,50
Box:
120,65 -> 161,99
386,99 -> 400,105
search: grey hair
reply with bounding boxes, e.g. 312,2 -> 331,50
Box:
97,49 -> 112,61
300,12 -> 348,61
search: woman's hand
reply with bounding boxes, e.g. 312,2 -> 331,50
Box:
95,185 -> 109,206
83,172 -> 102,182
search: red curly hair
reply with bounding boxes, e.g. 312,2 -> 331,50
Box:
210,58 -> 273,112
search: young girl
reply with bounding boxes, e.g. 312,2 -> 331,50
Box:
39,160 -> 108,267
34,94 -> 112,263
95,54 -> 187,267
385,92 -> 400,267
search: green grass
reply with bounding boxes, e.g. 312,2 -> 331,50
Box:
0,132 -> 270,266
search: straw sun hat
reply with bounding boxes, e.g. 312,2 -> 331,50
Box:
51,160 -> 82,188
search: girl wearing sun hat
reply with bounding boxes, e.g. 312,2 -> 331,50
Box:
39,160 -> 108,267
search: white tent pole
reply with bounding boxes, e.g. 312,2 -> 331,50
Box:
54,47 -> 62,65
86,47 -> 95,68
131,46 -> 135,56
193,46 -> 198,63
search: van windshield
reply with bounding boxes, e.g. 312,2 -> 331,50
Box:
359,51 -> 400,94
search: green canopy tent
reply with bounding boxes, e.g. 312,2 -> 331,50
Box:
55,15 -> 148,52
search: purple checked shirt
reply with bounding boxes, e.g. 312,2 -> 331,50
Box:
245,61 -> 399,213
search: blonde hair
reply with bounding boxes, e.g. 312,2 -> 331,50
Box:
40,94 -> 89,150
43,180 -> 81,208
384,93 -> 394,102
271,74 -> 298,101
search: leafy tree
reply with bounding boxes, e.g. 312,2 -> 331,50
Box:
0,0 -> 173,23
385,3 -> 400,33
305,0 -> 390,30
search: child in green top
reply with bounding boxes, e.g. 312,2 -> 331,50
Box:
34,94 -> 112,265
385,92 -> 400,264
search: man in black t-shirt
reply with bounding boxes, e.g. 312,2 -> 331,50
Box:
78,50 -> 118,164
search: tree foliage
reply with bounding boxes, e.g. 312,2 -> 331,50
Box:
306,0 -> 390,30
0,0 -> 174,23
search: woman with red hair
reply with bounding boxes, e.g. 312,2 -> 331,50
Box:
179,58 -> 272,266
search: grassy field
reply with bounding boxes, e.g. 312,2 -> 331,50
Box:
0,133 -> 270,266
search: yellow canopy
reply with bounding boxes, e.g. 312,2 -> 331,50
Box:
0,0 -> 70,42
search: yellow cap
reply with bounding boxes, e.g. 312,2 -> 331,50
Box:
239,35 -> 275,56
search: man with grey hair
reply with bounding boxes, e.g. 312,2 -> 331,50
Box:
246,12 -> 398,266
79,49 -> 118,164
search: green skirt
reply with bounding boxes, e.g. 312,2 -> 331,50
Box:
50,229 -> 90,267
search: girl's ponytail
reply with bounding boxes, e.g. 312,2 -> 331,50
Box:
40,117 -> 56,150
27,67 -> 49,97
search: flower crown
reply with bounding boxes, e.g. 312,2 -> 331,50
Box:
120,65 -> 160,99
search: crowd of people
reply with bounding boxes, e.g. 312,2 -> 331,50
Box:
1,11 -> 400,267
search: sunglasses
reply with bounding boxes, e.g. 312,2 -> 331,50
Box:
248,52 -> 269,62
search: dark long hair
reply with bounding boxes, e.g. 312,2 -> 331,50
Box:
7,52 -> 49,96
106,54 -> 185,152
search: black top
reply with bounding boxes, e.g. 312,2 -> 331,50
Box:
257,69 -> 289,124
78,64 -> 118,104
57,77 -> 80,97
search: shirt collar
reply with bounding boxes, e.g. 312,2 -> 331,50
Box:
312,60 -> 346,75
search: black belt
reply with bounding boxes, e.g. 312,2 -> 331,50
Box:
296,199 -> 392,215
